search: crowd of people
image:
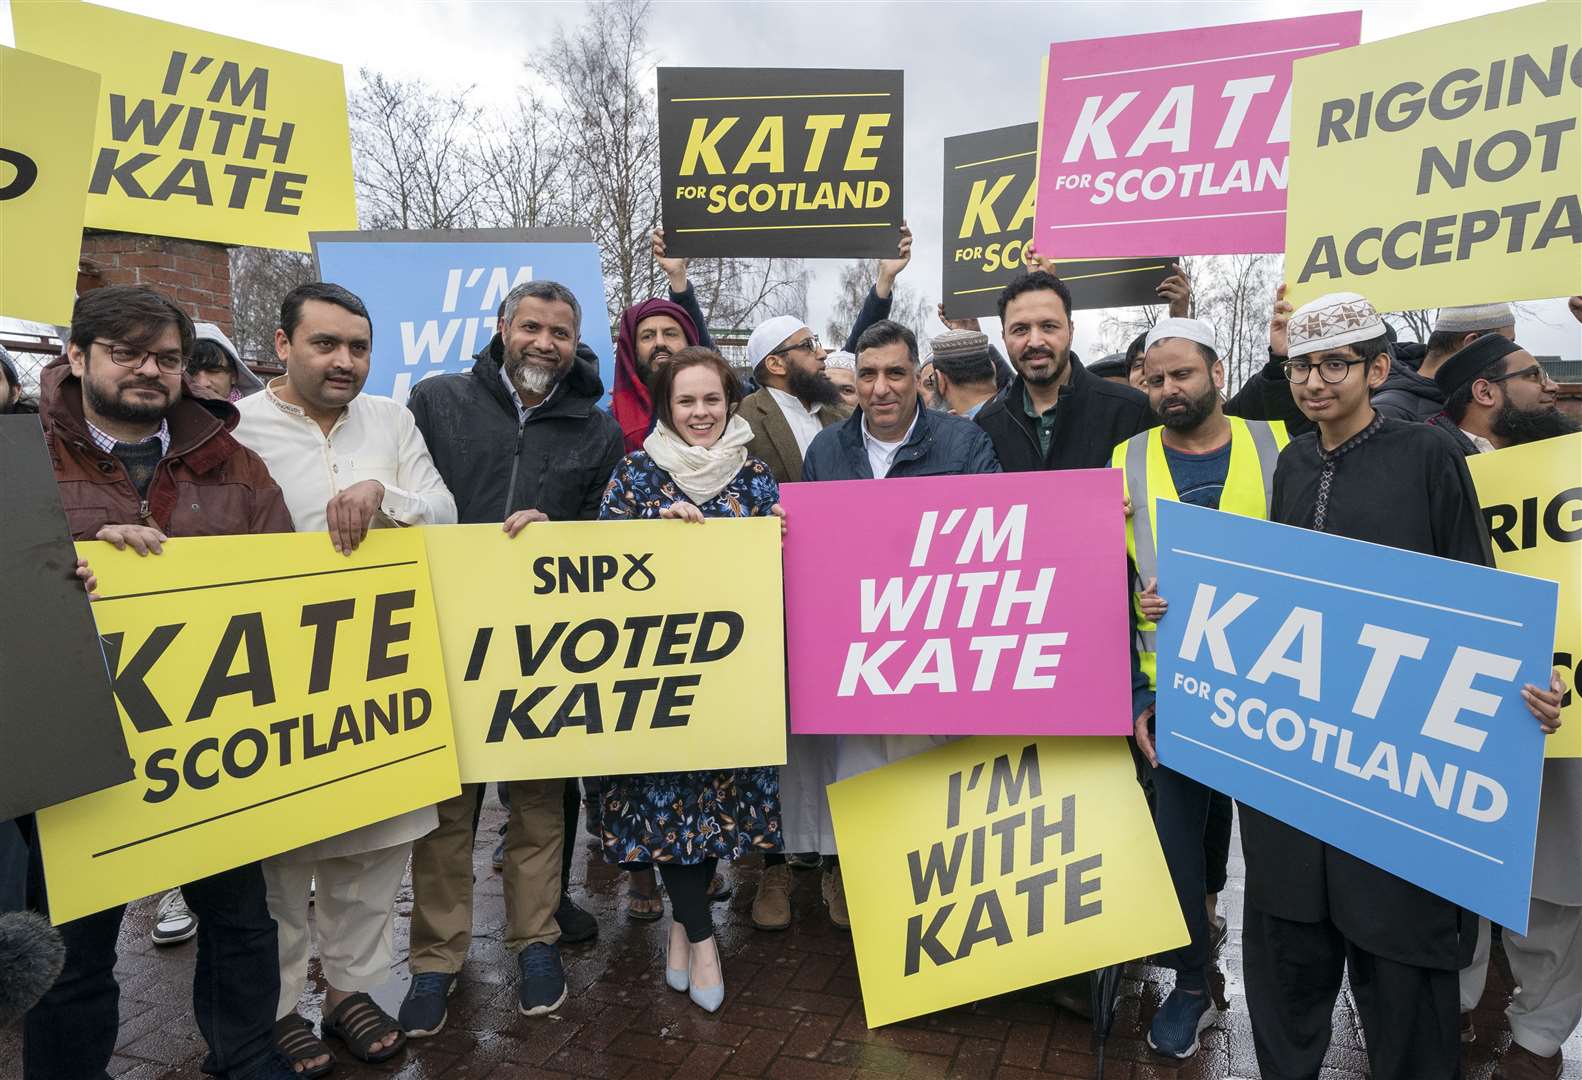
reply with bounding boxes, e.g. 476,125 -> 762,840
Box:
1,221 -> 1578,1080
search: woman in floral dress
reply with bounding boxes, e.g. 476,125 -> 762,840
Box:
595,346 -> 784,1012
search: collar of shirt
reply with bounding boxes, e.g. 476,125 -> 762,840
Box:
765,385 -> 821,419
861,409 -> 919,477
500,365 -> 561,424
1460,427 -> 1497,454
263,377 -> 348,435
86,417 -> 171,457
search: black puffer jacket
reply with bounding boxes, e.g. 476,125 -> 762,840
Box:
408,336 -> 624,523
1372,342 -> 1444,422
974,355 -> 1153,472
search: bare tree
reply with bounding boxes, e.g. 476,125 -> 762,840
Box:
1384,308 -> 1435,344
825,261 -> 929,347
533,0 -> 662,318
349,70 -> 488,230
689,256 -> 810,332
474,91 -> 571,229
229,247 -> 316,362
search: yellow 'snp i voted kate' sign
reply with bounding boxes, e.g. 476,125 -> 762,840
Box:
36,531 -> 460,923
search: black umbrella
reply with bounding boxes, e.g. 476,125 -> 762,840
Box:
1089,963 -> 1126,1078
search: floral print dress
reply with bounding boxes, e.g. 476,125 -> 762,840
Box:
593,451 -> 784,865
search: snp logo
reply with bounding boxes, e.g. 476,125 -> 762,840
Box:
532,554 -> 656,594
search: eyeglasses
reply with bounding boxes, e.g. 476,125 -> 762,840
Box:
1484,363 -> 1546,386
1280,357 -> 1368,384
94,340 -> 186,375
771,334 -> 821,357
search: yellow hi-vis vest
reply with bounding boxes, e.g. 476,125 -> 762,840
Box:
1111,416 -> 1289,691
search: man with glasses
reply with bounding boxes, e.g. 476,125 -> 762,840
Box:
1226,291 -> 1566,1079
28,285 -> 294,1080
1432,331 -> 1580,1080
1373,303 -> 1517,423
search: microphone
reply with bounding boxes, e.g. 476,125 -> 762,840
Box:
0,911 -> 66,1026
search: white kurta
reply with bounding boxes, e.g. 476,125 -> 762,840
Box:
234,382 -> 457,860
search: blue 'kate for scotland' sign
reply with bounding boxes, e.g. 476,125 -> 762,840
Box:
1154,500 -> 1558,933
311,228 -> 611,408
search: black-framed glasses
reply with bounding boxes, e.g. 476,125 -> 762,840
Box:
1485,363 -> 1546,385
1281,357 -> 1368,384
94,340 -> 185,375
771,334 -> 821,357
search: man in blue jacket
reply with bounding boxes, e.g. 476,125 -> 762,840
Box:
803,319 -> 1000,784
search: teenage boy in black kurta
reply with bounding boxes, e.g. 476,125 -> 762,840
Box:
1241,292 -> 1564,1080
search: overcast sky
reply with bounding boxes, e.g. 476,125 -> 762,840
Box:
4,0 -> 1577,360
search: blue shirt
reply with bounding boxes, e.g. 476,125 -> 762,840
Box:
1163,440 -> 1231,509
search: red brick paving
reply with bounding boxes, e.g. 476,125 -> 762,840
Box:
4,800 -> 1578,1080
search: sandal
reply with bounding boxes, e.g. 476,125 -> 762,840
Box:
707,874 -> 733,903
321,992 -> 406,1064
274,1013 -> 334,1079
627,868 -> 664,921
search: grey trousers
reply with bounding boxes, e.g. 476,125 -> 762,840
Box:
1460,901 -> 1582,1057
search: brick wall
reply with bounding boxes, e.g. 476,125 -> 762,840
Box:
78,231 -> 234,336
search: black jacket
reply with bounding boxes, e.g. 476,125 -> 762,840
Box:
1372,342 -> 1444,422
974,355 -> 1153,472
802,399 -> 1000,481
408,335 -> 624,524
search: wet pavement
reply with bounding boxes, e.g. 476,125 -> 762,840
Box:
5,798 -> 1579,1079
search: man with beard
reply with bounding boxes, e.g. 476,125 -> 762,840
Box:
234,283 -> 455,1074
1372,302 -> 1516,422
402,281 -> 623,1036
975,270 -> 1153,472
1113,318 -> 1289,1059
1433,332 -> 1581,1080
608,231 -> 713,451
27,285 -> 294,1080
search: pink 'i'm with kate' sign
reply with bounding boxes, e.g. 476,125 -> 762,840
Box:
780,470 -> 1131,736
1033,11 -> 1362,258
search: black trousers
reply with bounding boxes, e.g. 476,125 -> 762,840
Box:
1243,902 -> 1461,1080
658,858 -> 718,943
20,817 -> 281,1080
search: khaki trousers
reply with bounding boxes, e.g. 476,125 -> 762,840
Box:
408,780 -> 562,974
1460,903 -> 1582,1057
263,843 -> 411,1018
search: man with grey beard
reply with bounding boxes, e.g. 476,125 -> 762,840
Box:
402,280 -> 623,1036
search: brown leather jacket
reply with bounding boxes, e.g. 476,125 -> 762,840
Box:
39,356 -> 294,540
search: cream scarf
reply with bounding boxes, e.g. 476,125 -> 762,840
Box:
643,414 -> 755,505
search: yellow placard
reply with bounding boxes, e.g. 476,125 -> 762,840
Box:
1468,433 -> 1582,758
1286,2 -> 1582,310
37,531 -> 460,923
425,520 -> 786,782
11,0 -> 356,252
828,736 -> 1187,1028
0,46 -> 99,323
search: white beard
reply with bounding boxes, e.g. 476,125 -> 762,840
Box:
511,360 -> 559,398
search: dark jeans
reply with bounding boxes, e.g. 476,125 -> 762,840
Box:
20,816 -> 283,1080
1150,763 -> 1232,983
1243,902 -> 1461,1080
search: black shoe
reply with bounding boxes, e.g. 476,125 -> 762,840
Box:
399,971 -> 457,1037
518,942 -> 567,1016
555,893 -> 598,944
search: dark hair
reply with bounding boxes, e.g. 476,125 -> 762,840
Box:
650,346 -> 744,432
280,282 -> 372,341
996,270 -> 1074,324
1124,331 -> 1148,371
501,280 -> 581,334
186,339 -> 234,375
854,319 -> 918,365
930,345 -> 997,388
1443,354 -> 1509,424
1340,333 -> 1392,366
69,285 -> 195,360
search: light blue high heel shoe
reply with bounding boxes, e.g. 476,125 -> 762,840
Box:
688,936 -> 724,1013
665,923 -> 689,992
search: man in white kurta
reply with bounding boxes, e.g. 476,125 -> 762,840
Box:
233,283 -> 456,1065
